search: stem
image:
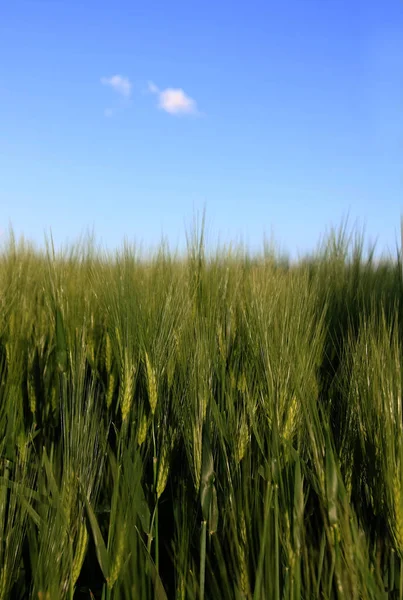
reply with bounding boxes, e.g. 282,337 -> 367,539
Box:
316,530 -> 326,598
274,484 -> 280,600
200,520 -> 207,600
155,499 -> 159,574
151,418 -> 159,574
390,549 -> 395,595
253,482 -> 273,600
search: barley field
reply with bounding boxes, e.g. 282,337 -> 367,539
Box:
0,224 -> 402,599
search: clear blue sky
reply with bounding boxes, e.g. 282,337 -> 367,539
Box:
1,0 -> 402,258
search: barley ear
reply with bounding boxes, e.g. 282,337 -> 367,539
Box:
106,372 -> 115,410
62,466 -> 76,530
393,472 -> 403,554
157,442 -> 170,499
121,349 -> 135,423
105,332 -> 113,374
145,351 -> 158,415
28,375 -> 36,415
193,425 -> 202,493
238,543 -> 251,598
72,521 -> 89,586
283,395 -> 298,444
137,413 -> 148,446
237,415 -> 249,463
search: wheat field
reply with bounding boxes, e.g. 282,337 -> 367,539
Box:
0,224 -> 402,599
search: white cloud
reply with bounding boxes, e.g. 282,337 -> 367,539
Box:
148,81 -> 200,116
101,75 -> 132,97
104,108 -> 114,118
159,88 -> 198,115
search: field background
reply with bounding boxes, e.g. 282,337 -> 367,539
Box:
0,224 -> 402,599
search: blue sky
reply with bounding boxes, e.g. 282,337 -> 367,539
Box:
1,0 -> 402,258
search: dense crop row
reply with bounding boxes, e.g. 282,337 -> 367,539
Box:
0,225 -> 402,599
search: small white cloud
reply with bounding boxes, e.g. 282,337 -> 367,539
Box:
148,81 -> 200,116
101,75 -> 132,97
104,108 -> 114,118
159,88 -> 198,115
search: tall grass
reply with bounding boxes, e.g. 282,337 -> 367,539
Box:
0,223 -> 402,599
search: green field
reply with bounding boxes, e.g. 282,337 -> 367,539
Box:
0,225 -> 402,599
